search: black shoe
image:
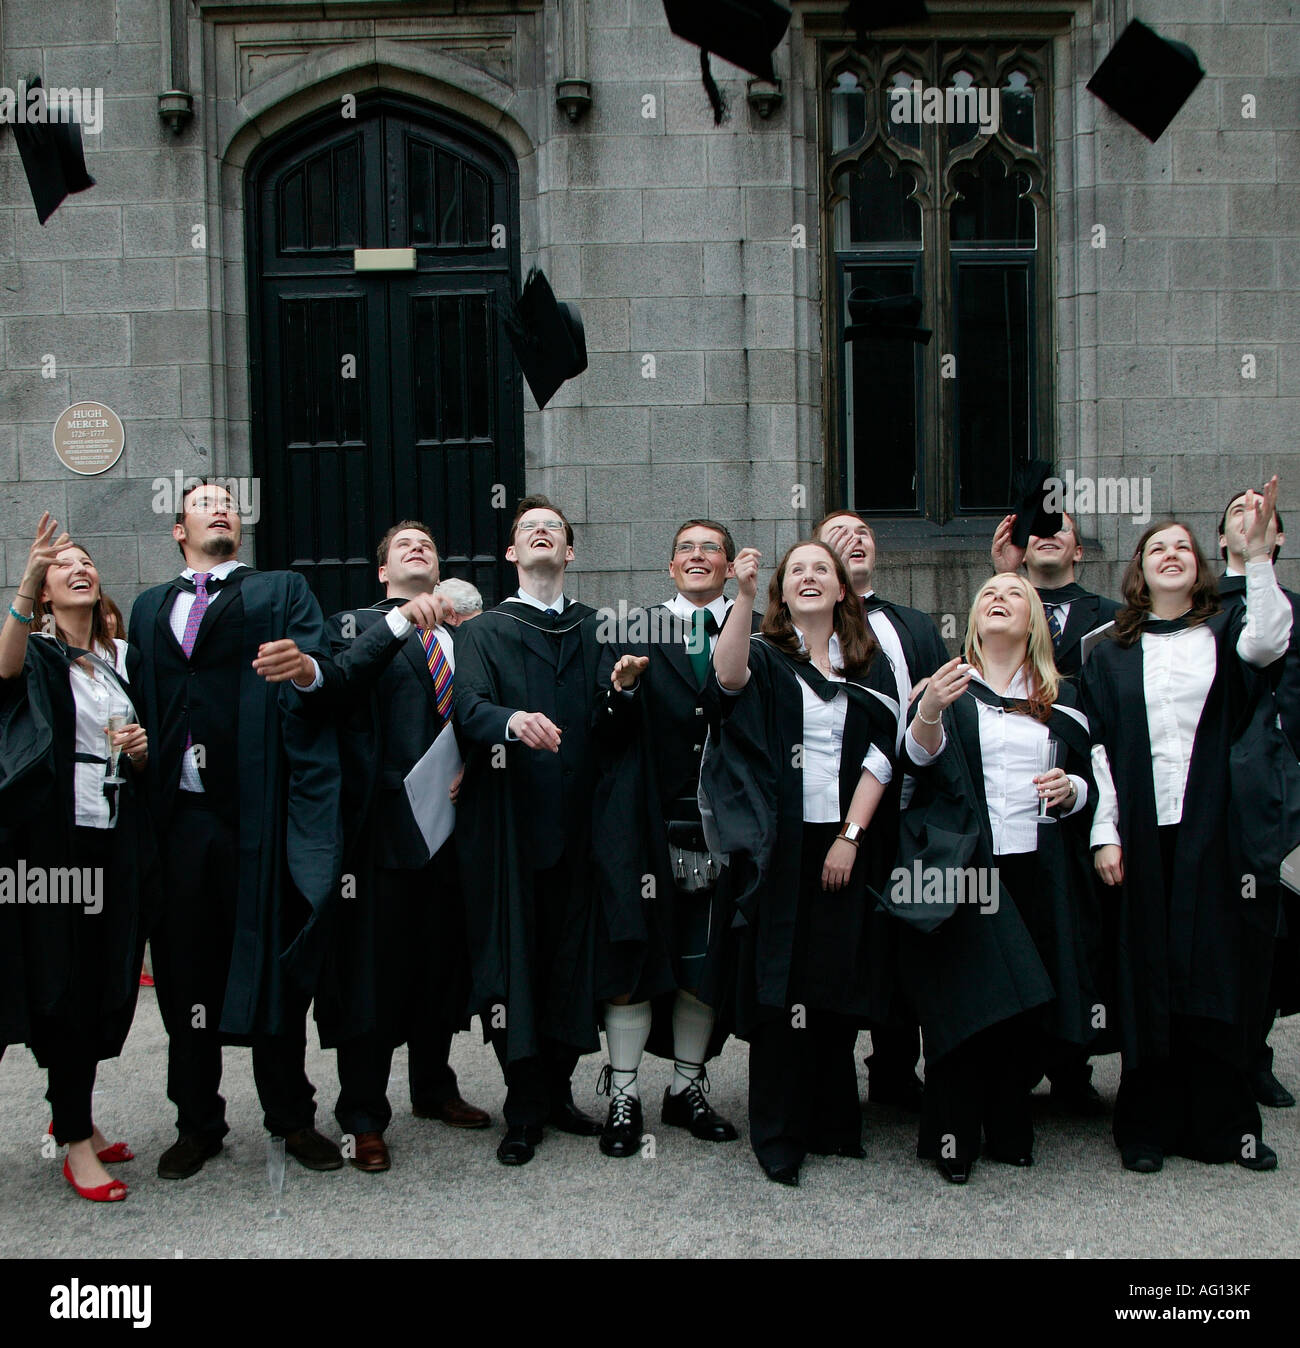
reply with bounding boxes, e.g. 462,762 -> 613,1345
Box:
807,1139 -> 866,1158
597,1069 -> 644,1159
987,1148 -> 1034,1167
1121,1143 -> 1164,1174
496,1125 -> 543,1166
1049,1081 -> 1109,1117
157,1132 -> 223,1180
661,1076 -> 739,1142
938,1158 -> 970,1184
547,1099 -> 602,1137
1252,1069 -> 1297,1109
1237,1141 -> 1278,1172
868,1071 -> 924,1110
284,1127 -> 344,1171
761,1161 -> 800,1187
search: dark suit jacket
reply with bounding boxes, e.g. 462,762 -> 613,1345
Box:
1037,585 -> 1121,679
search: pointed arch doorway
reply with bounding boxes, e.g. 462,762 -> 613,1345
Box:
246,91 -> 523,614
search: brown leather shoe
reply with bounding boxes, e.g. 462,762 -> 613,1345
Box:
283,1127 -> 344,1171
349,1130 -> 391,1173
415,1096 -> 491,1129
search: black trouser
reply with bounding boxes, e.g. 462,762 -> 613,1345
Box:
152,797 -> 316,1139
749,1011 -> 861,1171
919,1012 -> 1037,1166
334,1029 -> 456,1135
491,858 -> 583,1129
866,1023 -> 922,1089
46,1052 -> 98,1145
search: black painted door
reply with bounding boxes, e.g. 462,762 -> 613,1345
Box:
247,94 -> 521,616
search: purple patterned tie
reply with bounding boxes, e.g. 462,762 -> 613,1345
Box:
181,573 -> 211,658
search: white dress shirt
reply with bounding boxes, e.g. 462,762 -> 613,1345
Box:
58,637 -> 136,829
664,590 -> 730,656
171,559 -> 321,792
861,591 -> 909,752
717,629 -> 895,823
1090,558 -> 1292,845
905,668 -> 1087,856
508,587 -> 566,613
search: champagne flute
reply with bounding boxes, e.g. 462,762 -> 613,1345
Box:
1036,739 -> 1062,825
266,1135 -> 286,1218
104,713 -> 127,785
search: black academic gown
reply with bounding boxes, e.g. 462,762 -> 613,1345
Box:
1220,573 -> 1300,1022
698,635 -> 900,1037
0,637 -> 159,1065
888,682 -> 1099,1065
451,599 -> 603,1066
309,601 -> 469,1049
1036,583 -> 1121,679
128,568 -> 342,1039
591,601 -> 754,1059
1079,611 -> 1281,1069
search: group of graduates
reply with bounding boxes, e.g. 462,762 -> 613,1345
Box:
1,474 -> 1296,1202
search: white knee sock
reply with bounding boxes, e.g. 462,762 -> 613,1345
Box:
671,989 -> 715,1095
604,1000 -> 652,1100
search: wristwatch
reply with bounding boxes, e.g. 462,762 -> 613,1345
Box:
838,821 -> 863,845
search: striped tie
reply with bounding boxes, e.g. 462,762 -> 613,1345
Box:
418,628 -> 454,722
181,573 -> 211,658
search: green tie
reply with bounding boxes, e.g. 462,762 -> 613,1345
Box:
688,608 -> 711,689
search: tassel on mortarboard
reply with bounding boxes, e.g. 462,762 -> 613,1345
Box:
700,50 -> 729,126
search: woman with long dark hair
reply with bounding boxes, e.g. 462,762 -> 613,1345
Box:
0,514 -> 156,1203
702,540 -> 900,1186
897,573 -> 1096,1184
1081,481 -> 1290,1174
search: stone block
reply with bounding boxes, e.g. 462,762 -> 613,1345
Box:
706,134 -> 794,188
1173,346 -> 1276,396
64,473 -> 162,538
1168,238 -> 1275,289
528,466 -> 588,522
1218,290 -> 1298,342
182,365 -> 214,418
137,532 -> 186,586
1123,397 -> 1218,457
1227,185 -> 1300,236
130,311 -> 211,366
535,405 -> 652,466
122,204 -> 205,258
744,186 -> 798,243
64,365 -> 182,419
542,351 -> 703,409
583,83 -> 666,137
708,459 -> 801,521
547,189 -> 643,244
570,521 -> 630,568
643,188 -> 742,242
1096,237 -> 1169,291
70,534 -> 141,593
0,369 -> 71,421
1280,345 -> 1300,397
1217,399 -> 1300,452
1172,131 -> 1276,182
581,242 -> 702,296
3,1 -> 117,45
662,77 -> 755,136
1123,185 -> 1228,237
650,403 -> 752,461
13,205 -> 122,261
0,261 -> 64,315
1094,129 -> 1172,185
177,256 -> 212,311
1221,77 -> 1300,128
630,295 -> 745,350
121,418 -> 213,479
6,314 -> 130,368
63,258 -> 176,312
572,298 -> 630,352
1098,346 -> 1173,401
565,135 -> 707,191
705,348 -> 798,404
1135,291 -> 1217,344
1181,25 -> 1269,76
1269,23 -> 1300,74
1097,291 -> 1135,343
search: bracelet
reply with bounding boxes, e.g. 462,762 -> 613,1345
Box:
916,706 -> 941,725
835,835 -> 860,847
8,604 -> 34,625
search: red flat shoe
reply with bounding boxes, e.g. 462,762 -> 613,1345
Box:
63,1156 -> 127,1203
139,972 -> 154,988
48,1123 -> 134,1163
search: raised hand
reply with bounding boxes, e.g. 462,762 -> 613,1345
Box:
610,653 -> 649,691
21,512 -> 71,595
915,656 -> 973,722
1243,475 -> 1280,561
991,515 -> 1026,574
399,592 -> 456,629
732,547 -> 761,601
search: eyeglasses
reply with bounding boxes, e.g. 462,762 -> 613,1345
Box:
673,541 -> 725,555
518,519 -> 566,533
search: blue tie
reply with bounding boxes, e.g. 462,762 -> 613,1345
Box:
1047,605 -> 1063,649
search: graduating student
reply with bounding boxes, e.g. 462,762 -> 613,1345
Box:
1081,488 -> 1291,1174
702,540 -> 900,1187
817,510 -> 947,1109
452,495 -> 604,1166
312,522 -> 489,1173
896,574 -> 1096,1184
1218,488 -> 1300,1109
589,520 -> 743,1157
0,517 -> 155,1203
991,510 -> 1121,680
129,480 -> 343,1180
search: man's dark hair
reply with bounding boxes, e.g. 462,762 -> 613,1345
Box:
1218,488 -> 1283,563
812,508 -> 875,541
376,519 -> 436,569
510,494 -> 574,547
671,518 -> 736,561
174,478 -> 236,558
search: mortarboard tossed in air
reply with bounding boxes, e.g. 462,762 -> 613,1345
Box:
843,288 -> 932,345
1010,459 -> 1064,548
663,0 -> 793,126
503,268 -> 588,411
1086,20 -> 1204,143
10,76 -> 96,225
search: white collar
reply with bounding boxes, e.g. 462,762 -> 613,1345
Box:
182,559 -> 244,581
970,665 -> 1031,698
665,592 -> 730,626
513,587 -> 566,613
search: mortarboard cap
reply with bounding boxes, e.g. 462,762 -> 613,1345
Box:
844,288 -> 932,345
503,268 -> 587,411
1086,20 -> 1204,144
10,76 -> 95,225
1010,459 -> 1063,548
663,0 -> 792,124
845,0 -> 929,34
